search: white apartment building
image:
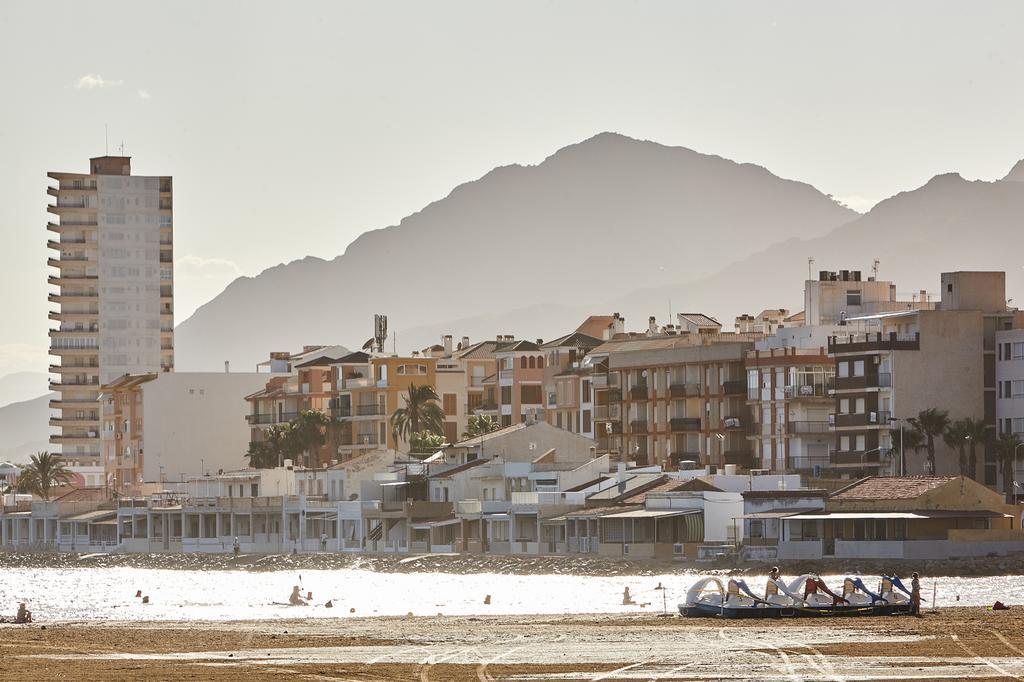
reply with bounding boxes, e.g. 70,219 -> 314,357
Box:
48,156 -> 173,465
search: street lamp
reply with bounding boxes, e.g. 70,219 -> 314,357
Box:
1014,443 -> 1024,498
888,416 -> 907,477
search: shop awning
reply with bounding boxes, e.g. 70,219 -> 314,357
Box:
735,508 -> 823,520
411,518 -> 461,530
788,512 -> 927,520
601,508 -> 702,519
62,510 -> 117,523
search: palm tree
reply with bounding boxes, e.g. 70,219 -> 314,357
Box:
390,384 -> 444,446
16,451 -> 72,501
245,440 -> 277,469
288,410 -> 335,467
942,419 -> 970,477
993,433 -> 1023,502
891,426 -> 925,475
462,414 -> 500,440
960,418 -> 992,481
908,408 -> 950,475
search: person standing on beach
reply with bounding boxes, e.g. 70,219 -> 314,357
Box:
910,572 -> 922,616
232,537 -> 240,556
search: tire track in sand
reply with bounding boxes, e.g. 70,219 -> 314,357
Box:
950,633 -> 1021,680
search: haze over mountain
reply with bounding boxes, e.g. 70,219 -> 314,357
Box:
175,133 -> 857,369
0,393 -> 53,465
0,371 -> 49,410
404,158 -> 1024,344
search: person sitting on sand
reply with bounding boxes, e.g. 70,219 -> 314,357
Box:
15,603 -> 32,624
289,585 -> 306,606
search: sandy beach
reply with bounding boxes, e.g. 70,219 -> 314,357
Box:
3,608 -> 1024,681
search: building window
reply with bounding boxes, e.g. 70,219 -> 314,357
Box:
1014,343 -> 1024,360
853,360 -> 865,377
442,393 -> 456,416
521,384 -> 542,404
1014,381 -> 1024,398
839,398 -> 850,415
846,290 -> 862,306
520,356 -> 528,369
528,356 -> 536,369
840,435 -> 850,451
838,362 -> 849,378
537,356 -> 544,369
582,409 -> 592,433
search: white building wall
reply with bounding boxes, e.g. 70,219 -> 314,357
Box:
97,175 -> 162,383
141,372 -> 273,482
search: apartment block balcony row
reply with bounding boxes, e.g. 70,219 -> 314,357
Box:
834,372 -> 892,391
832,410 -> 891,429
828,331 -> 920,354
330,404 -> 386,418
617,380 -> 747,402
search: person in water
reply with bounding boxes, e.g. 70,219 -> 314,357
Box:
289,585 -> 306,606
910,572 -> 922,617
15,603 -> 32,624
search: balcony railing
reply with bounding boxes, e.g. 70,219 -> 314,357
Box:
629,419 -> 649,433
352,403 -> 385,417
339,433 -> 380,446
828,331 -> 920,354
629,385 -> 650,400
669,417 -> 702,432
593,404 -> 621,420
722,380 -> 746,396
786,421 -> 832,435
784,380 -> 835,399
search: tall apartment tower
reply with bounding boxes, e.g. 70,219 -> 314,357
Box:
47,156 -> 173,465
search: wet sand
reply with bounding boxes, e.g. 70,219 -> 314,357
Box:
3,608 -> 1024,681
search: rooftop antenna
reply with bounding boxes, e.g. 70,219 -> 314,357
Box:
119,140 -> 125,156
872,258 -> 880,280
104,124 -> 108,155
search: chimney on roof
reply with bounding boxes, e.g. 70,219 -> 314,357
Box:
648,316 -> 658,335
224,361 -> 230,373
536,338 -> 543,345
461,336 -> 470,350
442,335 -> 453,356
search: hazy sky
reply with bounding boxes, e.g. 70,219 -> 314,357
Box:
2,1 -> 1023,378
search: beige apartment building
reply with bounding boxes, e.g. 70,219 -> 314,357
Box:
102,371 -> 270,492
829,272 -> 1022,480
590,314 -> 760,470
426,336 -> 499,444
745,346 -> 835,474
47,156 -> 173,465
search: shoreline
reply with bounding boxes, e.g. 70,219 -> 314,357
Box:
2,549 -> 1022,578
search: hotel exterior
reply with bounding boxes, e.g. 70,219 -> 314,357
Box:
47,156 -> 173,468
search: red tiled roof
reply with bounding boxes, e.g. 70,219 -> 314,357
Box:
830,476 -> 956,501
622,478 -> 692,504
54,487 -> 109,502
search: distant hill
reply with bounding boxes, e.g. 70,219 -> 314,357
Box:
174,133 -> 857,369
0,372 -> 49,410
0,393 -> 53,465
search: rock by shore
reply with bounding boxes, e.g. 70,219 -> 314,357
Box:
1,549 -> 1022,577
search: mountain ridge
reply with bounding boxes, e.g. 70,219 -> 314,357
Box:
175,132 -> 857,369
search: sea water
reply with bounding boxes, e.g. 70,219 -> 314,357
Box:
1,568 -> 1020,622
